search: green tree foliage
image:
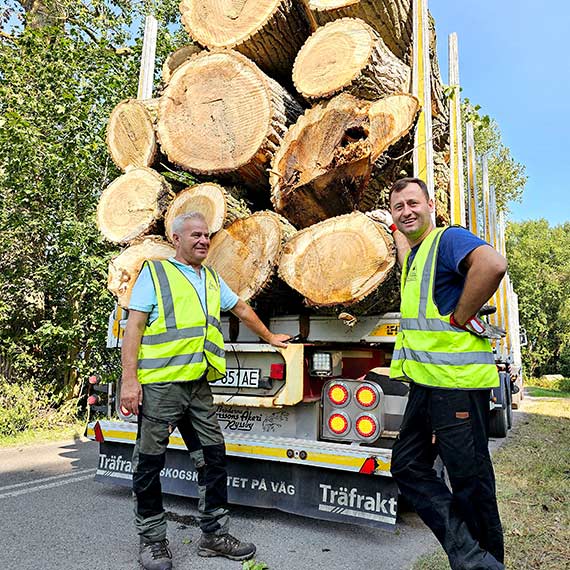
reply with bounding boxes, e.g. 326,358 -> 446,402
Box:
506,220 -> 570,377
0,0 -> 183,398
462,99 -> 527,213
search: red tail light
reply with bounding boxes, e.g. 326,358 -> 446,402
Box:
88,374 -> 100,385
355,384 -> 379,408
87,395 -> 101,406
355,415 -> 378,438
328,413 -> 350,435
328,383 -> 349,406
270,363 -> 285,380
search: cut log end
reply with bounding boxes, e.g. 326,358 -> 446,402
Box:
97,167 -> 174,244
206,211 -> 295,302
278,211 -> 395,307
158,51 -> 272,174
108,236 -> 175,308
106,99 -> 158,171
293,17 -> 409,100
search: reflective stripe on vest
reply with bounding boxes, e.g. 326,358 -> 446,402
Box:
137,260 -> 226,384
390,227 -> 499,389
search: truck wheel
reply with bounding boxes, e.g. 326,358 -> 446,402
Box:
489,405 -> 508,438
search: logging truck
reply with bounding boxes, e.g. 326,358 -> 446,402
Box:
85,0 -> 525,529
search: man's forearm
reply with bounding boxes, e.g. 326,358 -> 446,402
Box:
231,300 -> 272,342
453,247 -> 507,324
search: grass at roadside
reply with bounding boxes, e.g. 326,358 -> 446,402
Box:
413,397 -> 570,570
0,421 -> 86,448
525,386 -> 570,398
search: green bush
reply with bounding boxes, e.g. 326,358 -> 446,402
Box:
0,379 -> 78,438
528,375 -> 570,392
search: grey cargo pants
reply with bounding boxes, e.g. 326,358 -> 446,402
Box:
131,377 -> 229,541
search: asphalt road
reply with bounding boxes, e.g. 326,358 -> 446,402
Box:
0,435 -> 440,570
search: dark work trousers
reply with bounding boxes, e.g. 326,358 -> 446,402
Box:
391,383 -> 505,570
131,377 -> 229,541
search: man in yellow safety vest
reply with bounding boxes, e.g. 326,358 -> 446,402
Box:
388,178 -> 507,570
120,211 -> 290,570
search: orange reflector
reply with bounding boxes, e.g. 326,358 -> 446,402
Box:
328,413 -> 350,435
356,385 -> 378,408
355,415 -> 377,438
328,383 -> 349,406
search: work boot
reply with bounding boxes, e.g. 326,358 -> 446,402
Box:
197,532 -> 256,561
139,538 -> 172,570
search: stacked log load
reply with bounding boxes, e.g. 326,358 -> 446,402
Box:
98,0 -> 450,317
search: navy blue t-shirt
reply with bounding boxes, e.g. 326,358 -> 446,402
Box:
407,227 -> 488,315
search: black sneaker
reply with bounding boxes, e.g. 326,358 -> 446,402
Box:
139,538 -> 172,570
197,532 -> 256,561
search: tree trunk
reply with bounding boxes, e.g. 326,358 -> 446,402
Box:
97,167 -> 174,244
293,17 -> 410,101
107,236 -> 175,308
206,211 -> 296,302
278,211 -> 396,308
156,50 -> 303,190
270,92 -> 419,228
164,182 -> 251,243
106,99 -> 159,171
161,44 -> 202,85
179,0 -> 312,81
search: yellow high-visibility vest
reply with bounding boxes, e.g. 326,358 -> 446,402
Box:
390,228 -> 499,389
137,260 -> 226,384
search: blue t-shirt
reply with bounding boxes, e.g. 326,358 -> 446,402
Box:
407,227 -> 488,315
129,257 -> 239,324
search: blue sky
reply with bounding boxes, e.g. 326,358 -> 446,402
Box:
431,0 -> 568,226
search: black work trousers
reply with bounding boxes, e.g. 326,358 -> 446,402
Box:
391,383 -> 504,570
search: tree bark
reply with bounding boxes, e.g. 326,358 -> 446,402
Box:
206,211 -> 295,302
179,0 -> 312,81
270,92 -> 419,228
106,99 -> 159,171
156,50 -> 303,190
293,17 -> 410,101
278,211 -> 396,308
161,44 -> 202,85
163,182 -> 251,243
107,236 -> 175,308
97,167 -> 174,244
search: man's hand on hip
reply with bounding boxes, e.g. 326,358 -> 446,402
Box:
120,376 -> 143,415
450,313 -> 506,339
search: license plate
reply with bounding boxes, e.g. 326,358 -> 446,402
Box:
211,368 -> 260,388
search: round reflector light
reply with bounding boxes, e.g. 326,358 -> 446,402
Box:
328,383 -> 349,406
355,415 -> 378,438
87,395 -> 100,406
328,413 -> 350,435
356,384 -> 378,408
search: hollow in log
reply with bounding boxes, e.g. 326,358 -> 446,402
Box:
293,17 -> 410,101
106,99 -> 158,171
278,211 -> 396,308
270,92 -> 419,228
157,50 -> 303,189
108,236 -> 175,308
97,167 -> 174,244
206,211 -> 295,302
164,182 -> 251,243
179,0 -> 312,80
